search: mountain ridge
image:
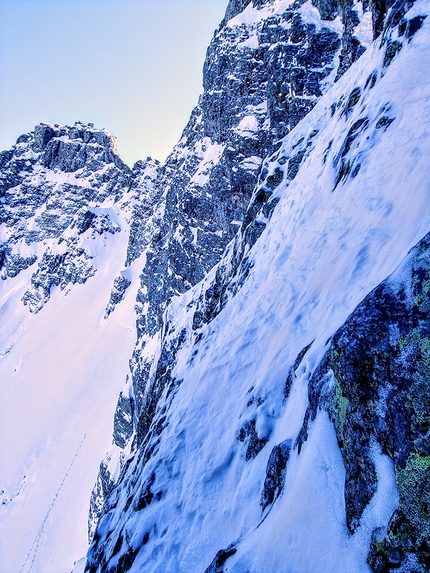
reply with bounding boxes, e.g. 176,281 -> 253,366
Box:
1,0 -> 429,572
85,0 -> 430,572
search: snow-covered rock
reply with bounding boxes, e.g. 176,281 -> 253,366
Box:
2,0 -> 429,571
100,0 -> 375,536
85,1 -> 430,572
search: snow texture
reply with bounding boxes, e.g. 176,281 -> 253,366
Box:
85,1 -> 430,572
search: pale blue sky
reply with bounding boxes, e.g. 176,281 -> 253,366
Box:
0,0 -> 227,165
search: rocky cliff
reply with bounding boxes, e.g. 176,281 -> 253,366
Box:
96,0 -> 374,522
85,0 -> 430,572
1,0 -> 429,572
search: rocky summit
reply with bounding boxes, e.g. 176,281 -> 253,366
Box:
0,121 -> 159,313
1,0 -> 430,572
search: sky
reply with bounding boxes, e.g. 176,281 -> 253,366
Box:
0,0 -> 228,166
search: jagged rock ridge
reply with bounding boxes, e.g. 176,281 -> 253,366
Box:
127,0 -> 371,338
0,121 -> 159,313
98,0 -> 374,531
85,0 -> 430,572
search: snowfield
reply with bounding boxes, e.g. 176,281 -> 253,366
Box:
0,226 -> 142,573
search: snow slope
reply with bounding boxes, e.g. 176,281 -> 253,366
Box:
86,2 -> 430,571
0,224 -> 140,573
0,226 -> 144,573
0,121 -> 162,572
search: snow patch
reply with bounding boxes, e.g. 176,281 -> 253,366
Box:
235,115 -> 259,138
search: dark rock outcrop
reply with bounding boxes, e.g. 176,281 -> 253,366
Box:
297,231 -> 430,570
260,440 -> 292,510
204,543 -> 238,573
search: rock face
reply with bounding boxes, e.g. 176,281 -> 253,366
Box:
84,0 -> 430,572
0,121 -> 159,313
128,0 -> 369,337
337,235 -> 430,571
297,230 -> 430,572
98,0 -> 374,532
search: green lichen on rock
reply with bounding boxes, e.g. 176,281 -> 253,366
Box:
334,383 -> 349,431
383,40 -> 403,69
395,325 -> 430,430
298,231 -> 430,561
287,150 -> 305,180
375,116 -> 395,130
265,167 -> 284,189
368,453 -> 430,572
345,87 -> 362,111
330,379 -> 349,446
365,70 -> 378,89
414,278 -> 430,309
397,453 -> 430,542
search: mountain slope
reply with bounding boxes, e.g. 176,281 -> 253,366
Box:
85,1 -> 430,571
0,123 -> 159,573
94,0 -> 374,533
1,0 -> 428,571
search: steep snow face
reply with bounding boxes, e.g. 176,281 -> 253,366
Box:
86,2 -> 430,572
0,124 -> 160,573
103,0 -> 373,531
